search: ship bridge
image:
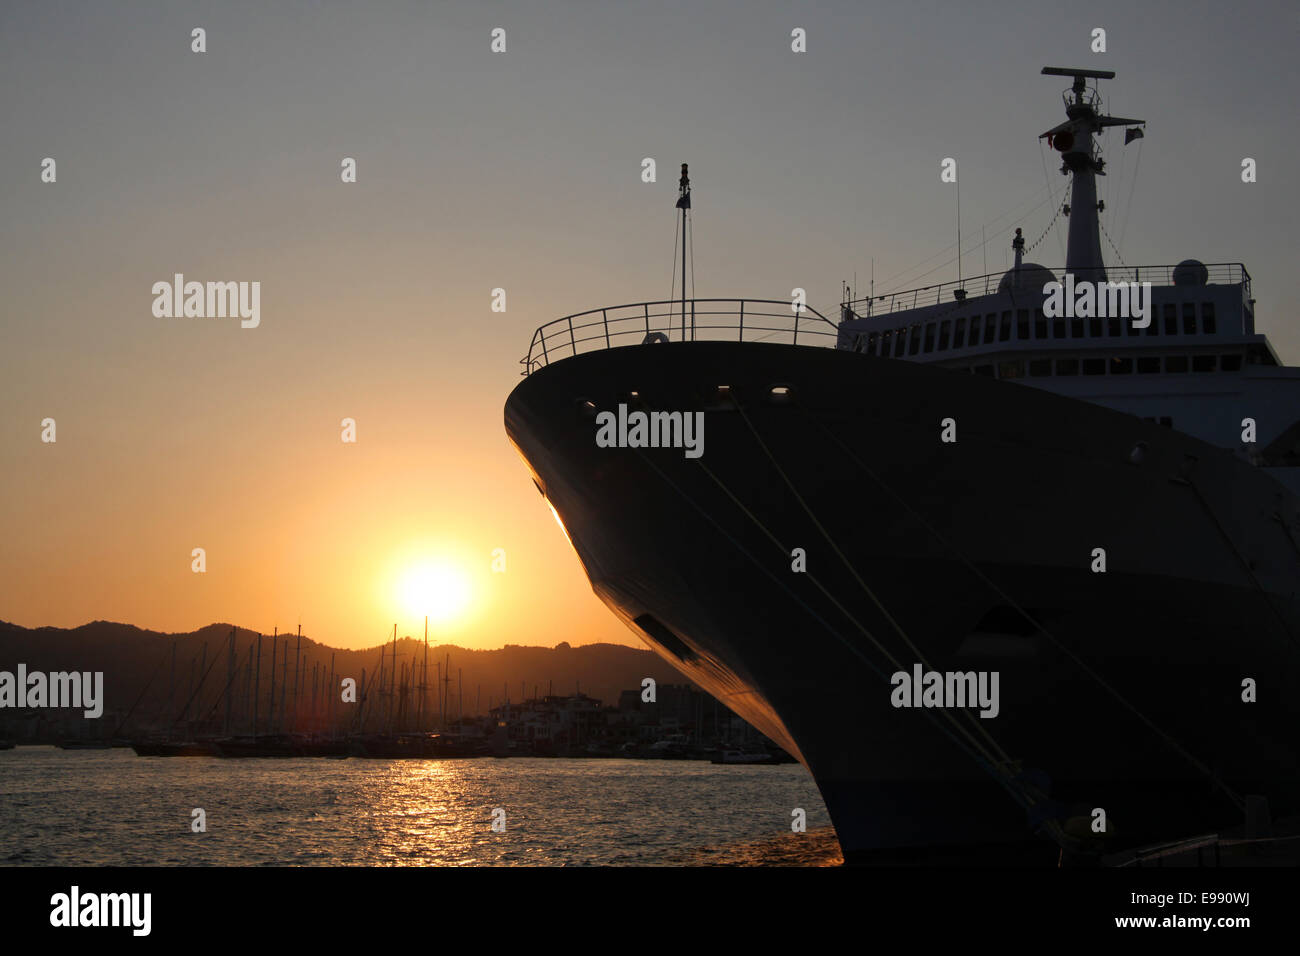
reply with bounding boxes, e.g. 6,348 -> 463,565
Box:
836,258 -> 1300,476
837,258 -> 1269,378
834,65 -> 1300,470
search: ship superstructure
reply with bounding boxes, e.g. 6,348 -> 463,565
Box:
837,68 -> 1299,487
505,68 -> 1300,863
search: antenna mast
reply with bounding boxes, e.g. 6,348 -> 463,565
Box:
676,163 -> 691,339
1039,67 -> 1144,280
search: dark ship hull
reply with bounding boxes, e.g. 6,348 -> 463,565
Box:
505,340 -> 1300,863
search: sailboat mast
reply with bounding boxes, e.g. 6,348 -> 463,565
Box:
372,644 -> 382,734
184,654 -> 195,729
254,634 -> 262,736
293,623 -> 302,733
376,644 -> 385,734
224,627 -> 235,736
197,642 -> 207,730
357,666 -> 367,733
398,662 -> 406,732
243,645 -> 253,734
279,633 -> 288,734
269,628 -> 278,734
389,624 -> 397,733
168,642 -> 176,735
328,652 -> 336,735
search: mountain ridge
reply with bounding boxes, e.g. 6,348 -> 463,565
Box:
0,619 -> 692,734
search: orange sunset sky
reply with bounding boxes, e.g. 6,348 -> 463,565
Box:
2,1 -> 1296,650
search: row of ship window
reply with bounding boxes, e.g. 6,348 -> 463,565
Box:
968,353 -> 1244,380
854,301 -> 1220,357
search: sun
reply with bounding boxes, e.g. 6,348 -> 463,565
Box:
396,561 -> 474,625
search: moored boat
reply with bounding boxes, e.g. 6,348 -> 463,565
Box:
505,67 -> 1300,863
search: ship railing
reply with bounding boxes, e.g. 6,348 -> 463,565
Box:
520,298 -> 838,376
1064,87 -> 1101,111
1107,829 -> 1300,868
843,263 -> 1252,318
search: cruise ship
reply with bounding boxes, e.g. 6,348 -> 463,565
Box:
504,68 -> 1300,863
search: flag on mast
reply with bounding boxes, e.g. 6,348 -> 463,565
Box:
676,163 -> 691,209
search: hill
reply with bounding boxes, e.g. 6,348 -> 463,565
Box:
0,619 -> 691,740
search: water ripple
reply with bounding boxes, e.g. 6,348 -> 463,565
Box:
0,747 -> 839,866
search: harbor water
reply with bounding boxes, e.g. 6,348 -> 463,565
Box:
0,747 -> 839,866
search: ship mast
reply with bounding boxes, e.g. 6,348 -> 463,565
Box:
1039,67 -> 1144,281
676,163 -> 691,338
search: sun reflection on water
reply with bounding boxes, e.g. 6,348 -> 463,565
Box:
1,749 -> 838,867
